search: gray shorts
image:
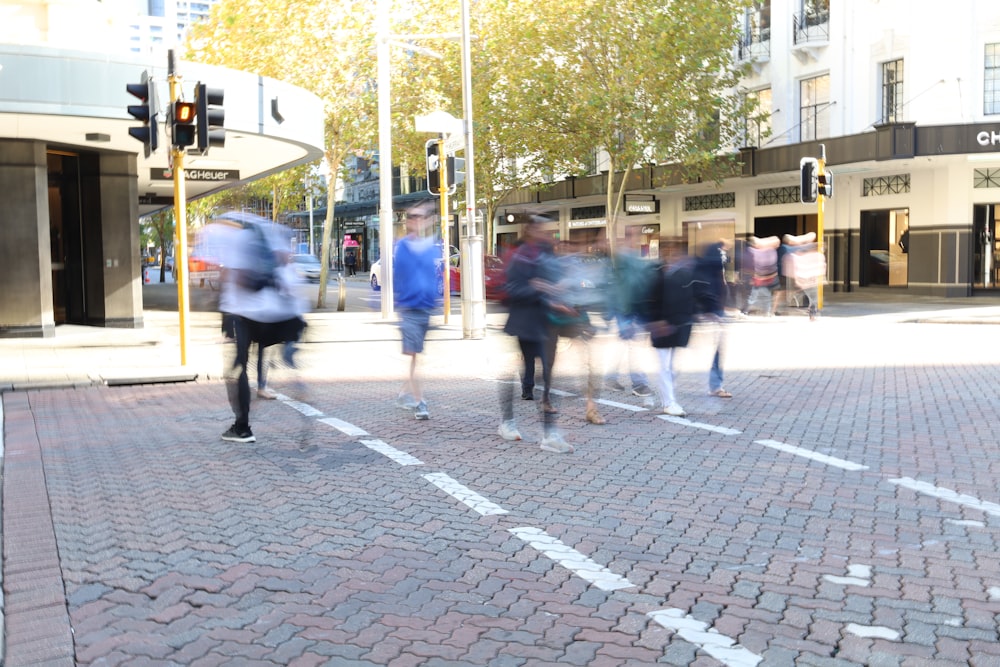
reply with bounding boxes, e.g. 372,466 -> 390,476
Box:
399,308 -> 431,355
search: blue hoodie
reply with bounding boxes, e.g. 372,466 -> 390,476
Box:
393,235 -> 441,310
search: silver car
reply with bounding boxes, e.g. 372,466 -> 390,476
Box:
291,254 -> 322,282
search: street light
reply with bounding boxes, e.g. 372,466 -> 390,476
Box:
459,0 -> 486,340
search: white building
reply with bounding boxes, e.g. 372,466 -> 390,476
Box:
496,0 -> 1000,298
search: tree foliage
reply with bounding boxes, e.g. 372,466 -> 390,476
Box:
488,0 -> 755,252
184,0 -> 757,272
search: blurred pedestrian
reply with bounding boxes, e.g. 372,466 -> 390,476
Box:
393,202 -> 441,420
745,235 -> 780,316
694,239 -> 733,399
648,244 -> 696,416
218,213 -> 307,443
548,240 -> 610,425
782,232 -> 826,320
498,215 -> 574,453
604,239 -> 656,399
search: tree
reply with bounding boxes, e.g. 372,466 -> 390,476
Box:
487,0 -> 755,256
142,209 -> 175,282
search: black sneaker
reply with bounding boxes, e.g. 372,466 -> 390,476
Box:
222,423 -> 256,443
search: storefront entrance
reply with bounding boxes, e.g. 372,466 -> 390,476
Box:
860,208 -> 908,287
972,204 -> 1000,289
48,151 -> 86,324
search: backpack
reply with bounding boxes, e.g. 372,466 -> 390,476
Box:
234,223 -> 280,291
617,254 -> 661,323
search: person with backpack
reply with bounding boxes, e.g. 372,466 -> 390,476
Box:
603,239 -> 656,399
218,214 -> 307,443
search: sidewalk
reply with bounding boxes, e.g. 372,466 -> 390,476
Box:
3,286 -> 1000,391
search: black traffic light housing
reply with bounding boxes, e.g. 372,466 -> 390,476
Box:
819,170 -> 833,198
126,71 -> 159,157
426,140 -> 441,194
195,82 -> 226,154
800,157 -> 818,203
172,100 -> 196,148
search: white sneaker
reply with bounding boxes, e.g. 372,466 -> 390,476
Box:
663,403 -> 686,417
257,387 -> 278,400
540,432 -> 574,454
498,420 -> 522,441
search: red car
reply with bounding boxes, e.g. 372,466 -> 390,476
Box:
448,254 -> 507,300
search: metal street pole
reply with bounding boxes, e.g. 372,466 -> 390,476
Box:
377,0 -> 394,319
459,0 -> 486,339
817,143 -> 826,310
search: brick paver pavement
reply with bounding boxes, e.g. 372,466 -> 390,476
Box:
4,296 -> 1000,666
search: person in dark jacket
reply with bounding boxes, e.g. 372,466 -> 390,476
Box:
648,246 -> 696,416
498,215 -> 575,453
694,240 -> 733,399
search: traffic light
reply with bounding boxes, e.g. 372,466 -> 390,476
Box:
171,100 -> 196,148
195,82 -> 226,154
426,139 -> 441,194
800,157 -> 818,203
448,156 -> 465,188
819,170 -> 833,198
126,71 -> 159,157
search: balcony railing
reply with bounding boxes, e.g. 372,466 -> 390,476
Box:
793,10 -> 829,45
738,27 -> 771,62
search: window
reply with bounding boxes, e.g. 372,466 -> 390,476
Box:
800,74 -> 830,141
743,88 -> 772,147
881,59 -> 904,123
801,0 -> 829,25
739,1 -> 771,60
986,44 -> 1000,115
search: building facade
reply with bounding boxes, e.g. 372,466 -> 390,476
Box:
0,1 -> 324,337
495,0 -> 1000,298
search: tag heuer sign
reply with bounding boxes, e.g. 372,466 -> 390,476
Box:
151,168 -> 240,182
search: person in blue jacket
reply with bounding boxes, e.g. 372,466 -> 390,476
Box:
393,202 -> 441,420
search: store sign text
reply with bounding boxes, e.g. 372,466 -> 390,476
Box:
977,131 -> 1000,147
568,219 -> 607,228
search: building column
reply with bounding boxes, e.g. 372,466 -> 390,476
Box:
0,140 -> 54,337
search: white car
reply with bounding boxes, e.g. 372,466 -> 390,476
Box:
369,258 -> 381,290
291,254 -> 322,282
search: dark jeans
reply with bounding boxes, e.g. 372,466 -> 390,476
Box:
501,336 -> 556,434
225,315 -> 306,428
519,338 -> 552,401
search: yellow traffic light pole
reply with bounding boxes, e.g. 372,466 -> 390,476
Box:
168,50 -> 191,366
817,143 -> 826,310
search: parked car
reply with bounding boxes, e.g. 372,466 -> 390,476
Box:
291,253 -> 322,282
446,254 -> 507,300
369,258 -> 381,290
483,254 -> 507,300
